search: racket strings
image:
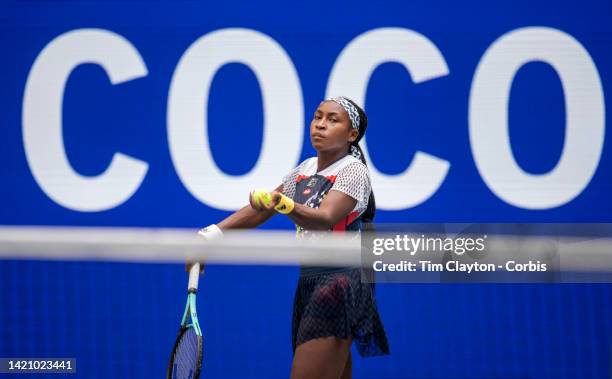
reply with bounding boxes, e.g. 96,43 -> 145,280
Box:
171,327 -> 201,379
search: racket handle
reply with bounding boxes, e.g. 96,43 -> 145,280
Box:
188,262 -> 200,292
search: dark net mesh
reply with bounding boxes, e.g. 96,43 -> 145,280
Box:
170,326 -> 202,379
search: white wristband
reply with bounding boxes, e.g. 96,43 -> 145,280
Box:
197,224 -> 223,240
192,224 -> 223,277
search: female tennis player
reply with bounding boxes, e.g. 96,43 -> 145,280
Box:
197,97 -> 389,379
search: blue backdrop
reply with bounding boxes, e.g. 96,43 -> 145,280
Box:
1,0 -> 611,378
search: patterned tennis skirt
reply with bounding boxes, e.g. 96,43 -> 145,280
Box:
291,268 -> 390,357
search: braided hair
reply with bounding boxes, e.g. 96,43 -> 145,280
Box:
344,98 -> 376,223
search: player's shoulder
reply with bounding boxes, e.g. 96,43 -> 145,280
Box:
344,155 -> 366,168
337,155 -> 367,173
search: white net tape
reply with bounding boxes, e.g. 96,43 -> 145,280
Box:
0,226 -> 361,266
0,226 -> 611,271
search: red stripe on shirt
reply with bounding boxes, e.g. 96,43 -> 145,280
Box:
332,211 -> 360,232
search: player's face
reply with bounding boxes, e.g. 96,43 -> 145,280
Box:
310,101 -> 358,153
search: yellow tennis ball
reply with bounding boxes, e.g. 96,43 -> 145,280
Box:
252,189 -> 271,207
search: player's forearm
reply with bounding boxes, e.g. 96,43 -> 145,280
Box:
217,205 -> 276,230
285,203 -> 336,230
250,189 -> 355,230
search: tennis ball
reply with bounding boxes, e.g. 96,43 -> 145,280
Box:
252,189 -> 272,207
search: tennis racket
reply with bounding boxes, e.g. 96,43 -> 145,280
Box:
167,262 -> 204,379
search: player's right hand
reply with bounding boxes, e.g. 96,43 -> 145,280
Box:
187,224 -> 223,273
